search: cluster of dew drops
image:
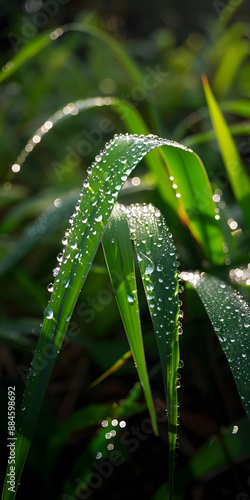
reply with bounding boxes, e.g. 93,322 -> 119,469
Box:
121,203 -> 185,383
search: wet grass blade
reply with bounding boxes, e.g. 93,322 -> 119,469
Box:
102,205 -> 158,435
202,75 -> 250,229
125,203 -> 180,500
159,146 -> 224,265
89,349 -> 132,389
12,96 -> 177,214
182,272 -> 250,420
1,133 -> 200,500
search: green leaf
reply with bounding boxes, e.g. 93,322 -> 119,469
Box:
202,75 -> 250,229
125,203 -> 180,499
102,204 -> 158,435
0,134 -> 191,500
0,22 -> 141,85
181,272 -> 250,420
1,133 -> 224,500
159,145 -> 225,265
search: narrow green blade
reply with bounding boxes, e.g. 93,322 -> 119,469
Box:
181,272 -> 250,420
202,75 -> 250,229
1,133 -> 198,500
102,205 -> 158,435
125,203 -> 180,499
0,22 -> 141,85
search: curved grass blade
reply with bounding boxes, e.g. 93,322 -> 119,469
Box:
11,97 -> 224,265
102,205 -> 158,435
125,203 -> 180,500
11,96 -> 177,214
1,134 -> 222,500
221,99 -> 250,118
181,272 -> 250,420
202,75 -> 250,229
0,22 -> 141,85
0,134 -> 187,500
173,100 -> 250,142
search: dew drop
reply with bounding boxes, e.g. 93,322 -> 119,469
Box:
157,264 -> 163,272
43,306 -> 53,319
95,215 -> 103,223
62,236 -> 68,245
47,283 -> 54,293
57,253 -> 63,263
127,294 -> 135,304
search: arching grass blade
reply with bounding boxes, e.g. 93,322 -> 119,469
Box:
181,272 -> 250,420
0,22 -> 141,85
12,99 -> 224,265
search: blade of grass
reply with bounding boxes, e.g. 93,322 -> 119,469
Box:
0,22 -> 141,85
125,203 -> 180,500
181,272 -> 250,420
152,417 -> 250,499
11,96 -> 224,265
0,192 -> 78,275
202,75 -> 250,229
89,349 -> 132,389
1,133 -> 207,500
159,145 -> 225,265
11,96 -> 177,214
213,38 -> 249,98
102,204 -> 158,435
